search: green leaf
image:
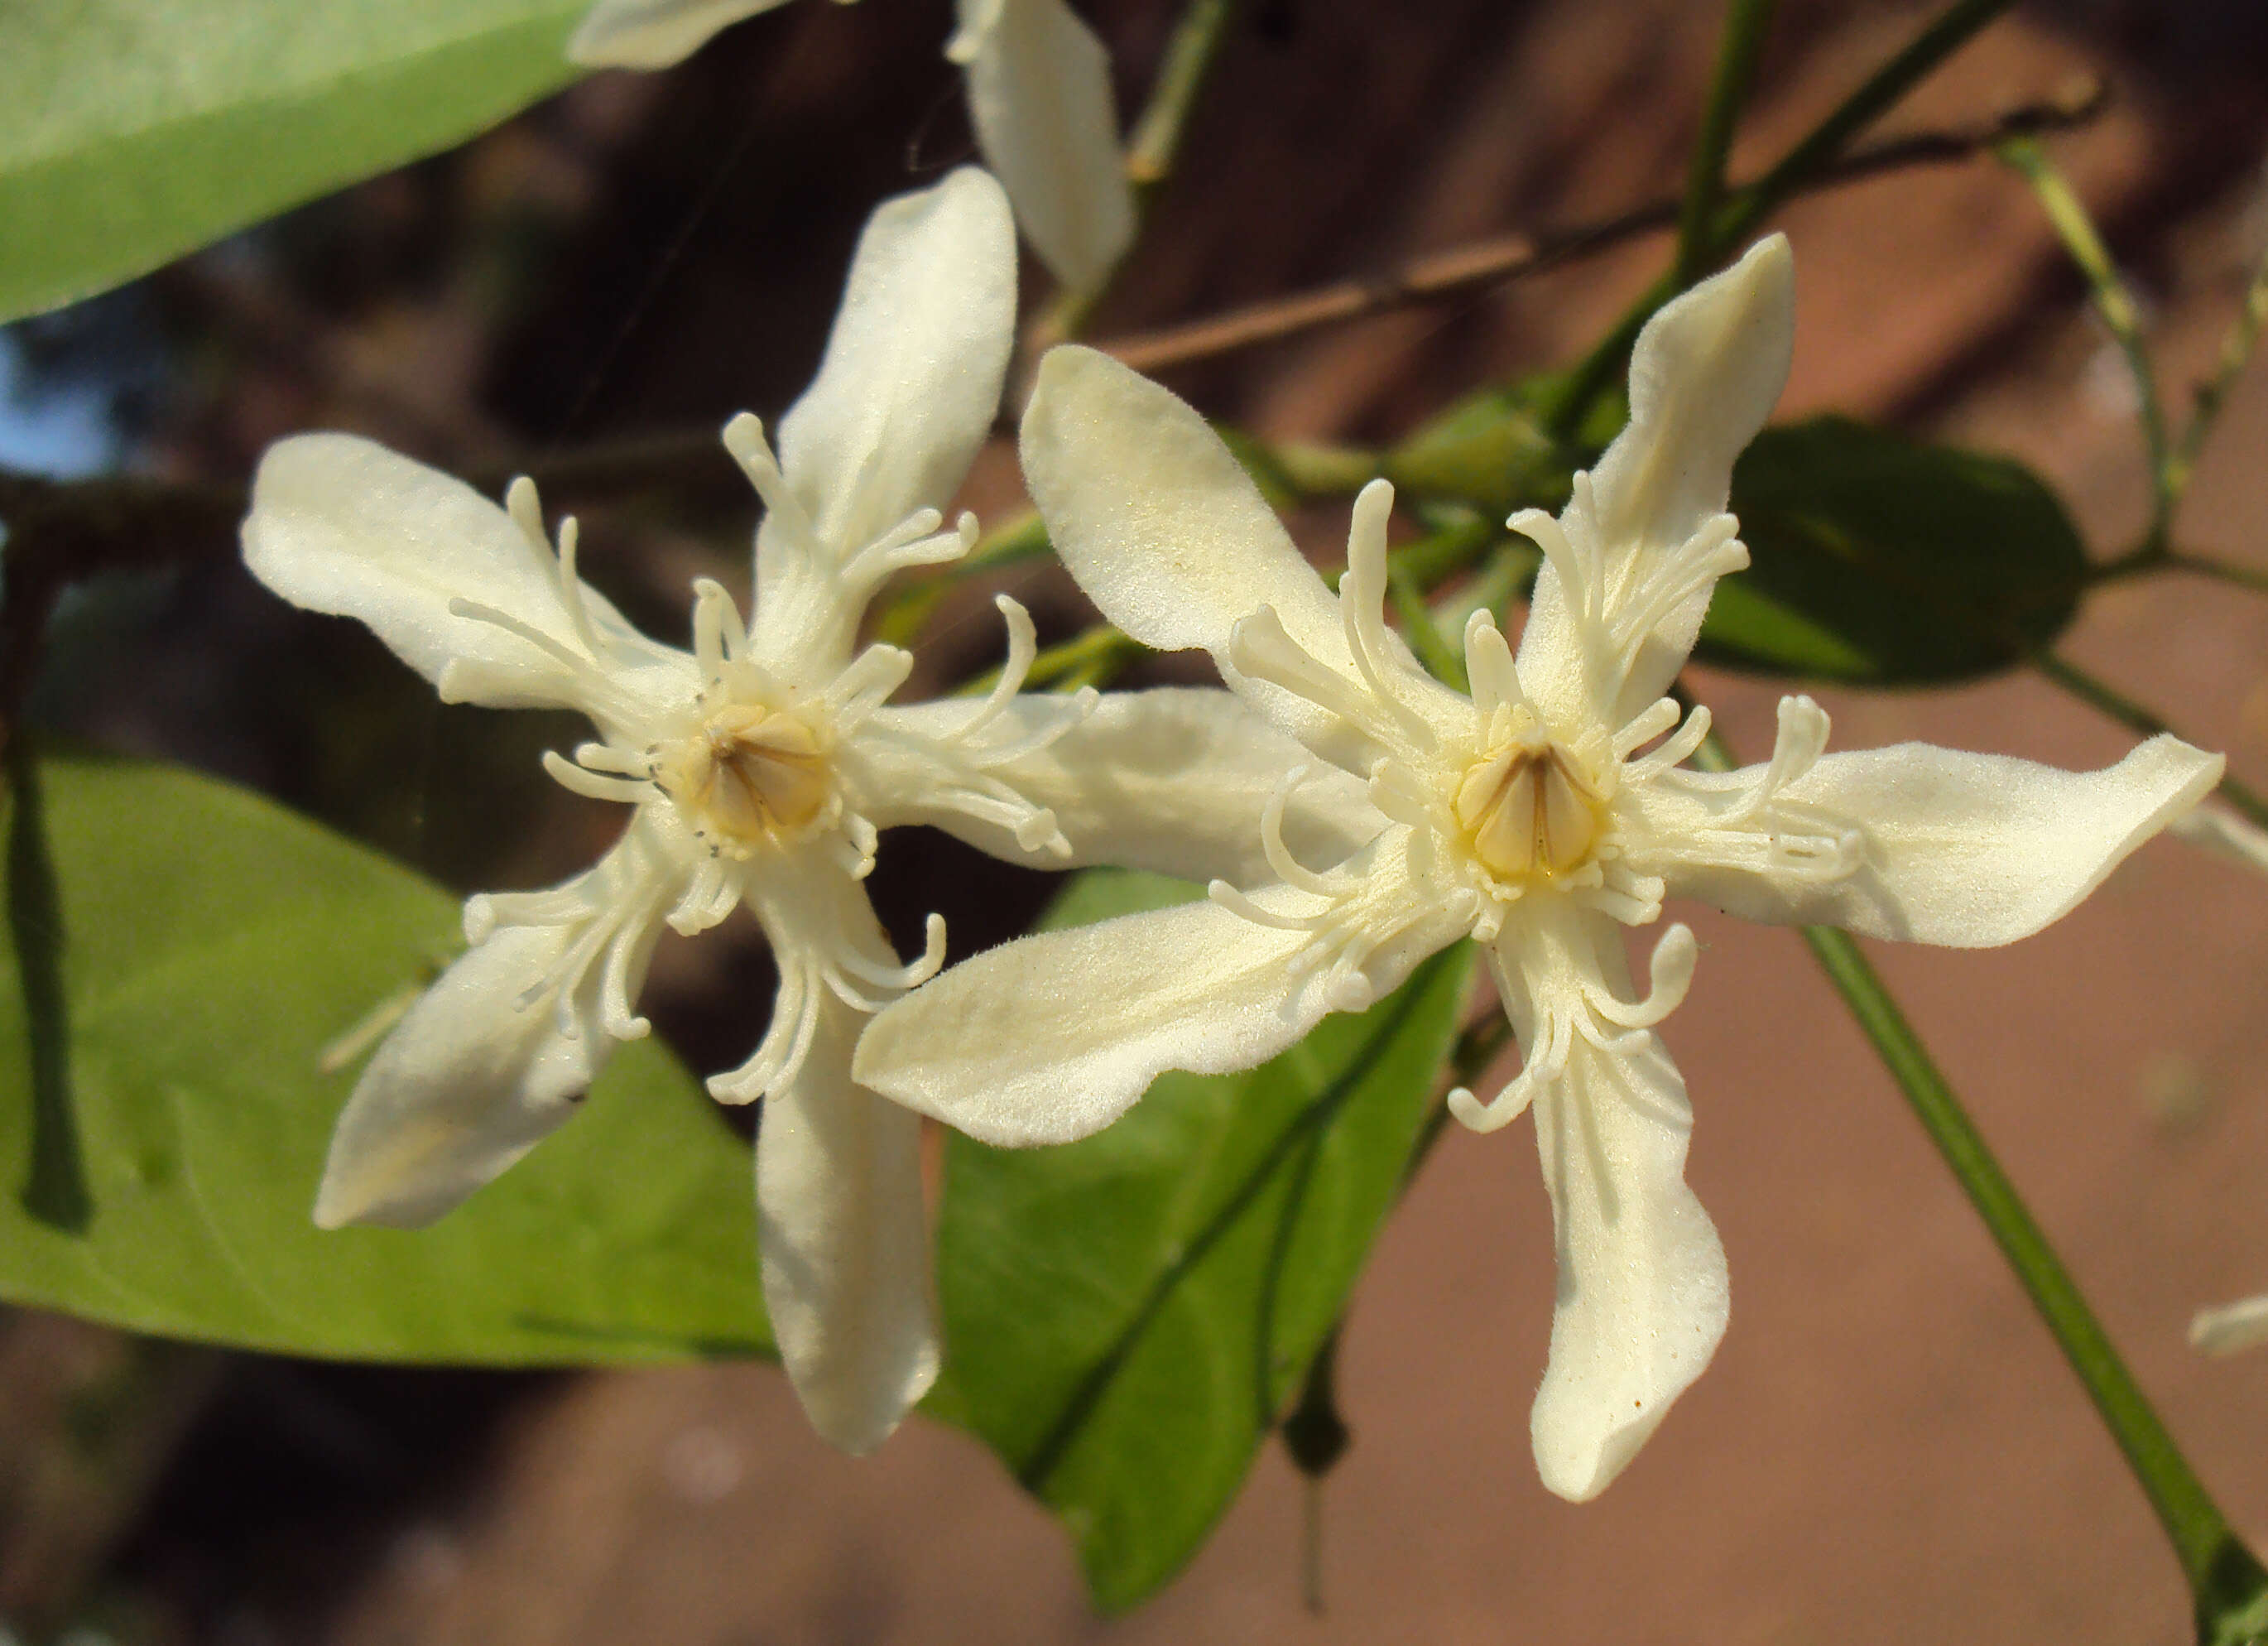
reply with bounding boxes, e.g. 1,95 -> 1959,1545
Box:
1385,372 -> 1628,517
0,745 -> 767,1364
1,0 -> 589,323
1701,416 -> 2088,683
937,869 -> 1472,1611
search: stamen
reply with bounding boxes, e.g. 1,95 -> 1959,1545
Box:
598,916 -> 659,1041
1449,1011 -> 1567,1134
832,913 -> 949,993
690,579 -> 746,680
541,748 -> 651,805
446,598 -> 589,673
1583,922 -> 1696,1031
821,643 -> 915,724
1626,702 -> 1712,778
1230,605 -> 1406,751
1338,479 -> 1439,752
1207,880 -> 1330,931
1463,609 -> 1526,721
959,594 -> 1039,739
723,413 -> 819,553
1258,767 -> 1339,897
1611,697 -> 1683,763
505,475 -> 548,553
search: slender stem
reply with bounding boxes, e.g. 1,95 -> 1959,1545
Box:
1279,1326 -> 1348,1615
1804,923 -> 2265,1631
1998,137 -> 2172,544
1102,86 -> 2099,377
2169,238 -> 2268,504
1689,728 -> 2263,1629
2164,550 -> 2268,597
2031,649 -> 2268,829
1127,0 -> 1241,190
1675,0 -> 1782,289
1552,0 -> 2019,437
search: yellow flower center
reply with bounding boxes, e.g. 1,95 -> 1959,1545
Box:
655,705 -> 832,851
1454,736 -> 1606,881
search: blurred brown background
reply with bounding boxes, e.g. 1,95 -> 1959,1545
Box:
7,0 -> 2268,1639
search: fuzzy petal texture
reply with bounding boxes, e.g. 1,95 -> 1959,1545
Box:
757,990 -> 939,1455
1641,731 -> 2222,946
1518,237 -> 1794,729
1021,346 -> 1379,754
756,168 -> 1016,639
961,0 -> 1136,291
243,433 -> 691,725
1492,910 -> 1727,1502
315,926 -> 608,1230
856,686 -> 1383,882
568,0 -> 791,68
314,821 -> 677,1229
858,828 -> 1457,1146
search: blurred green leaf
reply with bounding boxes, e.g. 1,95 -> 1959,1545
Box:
1386,373 -> 1628,517
1,0 -> 588,322
938,869 -> 1471,1612
0,747 -> 767,1364
1702,416 -> 2087,683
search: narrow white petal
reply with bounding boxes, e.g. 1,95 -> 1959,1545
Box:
757,992 -> 938,1454
567,0 -> 794,69
314,822 -> 679,1229
2169,801 -> 2268,878
962,0 -> 1136,290
854,687 -> 1384,882
766,166 -> 1016,575
856,828 -> 1457,1146
2191,1293 -> 2268,1356
1642,732 -> 2222,946
243,433 -> 691,725
1021,346 -> 1341,665
1491,908 -> 1727,1502
1519,236 -> 1794,724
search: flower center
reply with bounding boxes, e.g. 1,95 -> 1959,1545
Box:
654,705 -> 834,853
1454,735 -> 1606,881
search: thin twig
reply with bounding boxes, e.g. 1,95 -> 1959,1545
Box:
2168,236 -> 2268,505
1098,82 -> 2101,377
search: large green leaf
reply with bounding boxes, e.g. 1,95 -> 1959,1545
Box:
1700,416 -> 2088,684
937,869 -> 1472,1611
0,745 -> 767,1364
1,0 -> 589,323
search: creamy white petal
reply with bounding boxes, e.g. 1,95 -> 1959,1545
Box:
961,0 -> 1136,291
1489,908 -> 1727,1502
1518,237 -> 1794,727
753,166 -> 1016,668
856,827 -> 1457,1145
2191,1293 -> 2268,1355
1022,346 -> 1447,763
243,433 -> 693,729
312,819 -> 680,1228
1637,731 -> 2222,946
2169,801 -> 2268,879
567,0 -> 794,69
853,686 -> 1384,882
1021,349 -> 1338,664
757,990 -> 938,1454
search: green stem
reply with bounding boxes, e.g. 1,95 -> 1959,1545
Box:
1551,0 -> 2015,438
1127,0 -> 1241,192
1997,137 -> 2171,544
1803,923 -> 2264,1634
1692,729 -> 2264,1633
2169,238 -> 2268,505
1675,0 -> 1782,289
2163,550 -> 2268,598
2031,649 -> 2268,829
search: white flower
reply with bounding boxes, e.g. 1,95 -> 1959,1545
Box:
2191,1294 -> 2268,1355
567,0 -> 1136,291
855,235 -> 2227,1498
240,167 -> 1335,1453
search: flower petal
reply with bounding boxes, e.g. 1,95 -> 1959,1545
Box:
1021,347 -> 1339,662
1641,731 -> 2222,946
757,991 -> 939,1454
567,0 -> 792,69
1489,908 -> 1727,1502
959,0 -> 1136,291
243,433 -> 691,727
856,827 -> 1456,1146
764,166 -> 1016,575
1519,236 -> 1794,726
313,821 -> 679,1229
853,686 -> 1384,883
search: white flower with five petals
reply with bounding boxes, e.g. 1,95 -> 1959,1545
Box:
568,0 -> 1136,291
855,235 -> 2226,1498
241,167 -> 1346,1454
